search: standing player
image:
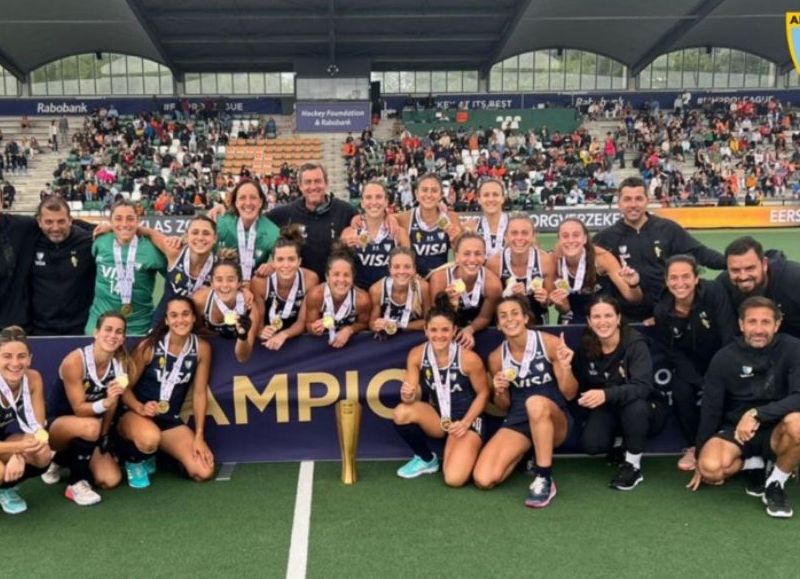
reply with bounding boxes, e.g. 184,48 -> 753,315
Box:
117,296 -> 215,489
392,293 -> 489,486
395,174 -> 463,277
652,255 -> 737,471
717,236 -> 800,338
0,326 -> 51,515
305,249 -> 371,349
216,179 -> 279,284
340,180 -> 410,290
689,297 -> 800,518
369,248 -> 429,335
85,200 -> 166,335
252,225 -> 319,351
593,176 -> 725,321
486,212 -> 555,326
472,297 -> 577,508
428,233 -> 502,349
46,312 -> 132,505
471,179 -> 509,259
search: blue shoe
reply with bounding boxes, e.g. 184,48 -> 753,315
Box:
143,456 -> 157,476
0,488 -> 28,515
525,475 -> 557,508
396,454 -> 439,479
125,462 -> 151,489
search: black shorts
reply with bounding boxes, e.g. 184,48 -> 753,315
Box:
153,414 -> 185,432
713,423 -> 777,459
503,407 -> 574,441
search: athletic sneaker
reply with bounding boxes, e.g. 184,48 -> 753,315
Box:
0,488 -> 27,515
143,456 -> 157,476
677,447 -> 696,471
396,454 -> 439,479
65,480 -> 102,506
609,463 -> 643,491
41,462 -> 65,485
525,475 -> 557,508
744,468 -> 766,498
125,461 -> 151,489
763,482 -> 793,518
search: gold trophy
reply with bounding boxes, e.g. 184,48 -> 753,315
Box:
335,399 -> 362,485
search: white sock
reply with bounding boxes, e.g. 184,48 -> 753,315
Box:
765,466 -> 791,488
625,452 -> 642,470
742,457 -> 765,471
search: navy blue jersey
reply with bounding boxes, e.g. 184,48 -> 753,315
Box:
326,287 -> 358,332
153,247 -> 212,325
264,271 -> 306,329
409,209 -> 450,277
379,278 -> 422,327
354,234 -> 396,290
503,331 -> 565,427
49,346 -> 121,419
558,269 -> 612,325
134,334 -> 199,419
500,249 -> 549,326
447,266 -> 486,328
0,387 -> 28,439
203,290 -> 243,339
419,344 -> 476,420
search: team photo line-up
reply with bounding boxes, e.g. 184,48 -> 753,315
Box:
1,163 -> 800,519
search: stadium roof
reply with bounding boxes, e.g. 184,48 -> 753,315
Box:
0,0 -> 796,78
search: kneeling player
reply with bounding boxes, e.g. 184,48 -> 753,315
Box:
117,297 -> 215,488
392,293 -> 489,486
472,296 -> 577,508
689,297 -> 800,518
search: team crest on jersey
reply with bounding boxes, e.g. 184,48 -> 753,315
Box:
83,380 -> 91,390
415,231 -> 422,242
603,371 -> 610,379
383,243 -> 392,252
699,311 -> 710,329
425,368 -> 432,379
437,231 -> 445,241
589,362 -> 598,376
159,356 -> 166,368
618,245 -> 631,262
653,240 -> 663,259
619,366 -> 626,378
787,13 -> 800,74
35,252 -> 46,266
175,273 -> 183,283
535,362 -> 545,372
70,254 -> 79,268
184,360 -> 193,370
740,366 -> 754,378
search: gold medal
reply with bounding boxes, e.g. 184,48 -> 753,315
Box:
157,400 -> 170,414
34,429 -> 49,444
174,273 -> 183,284
529,276 -> 544,292
121,303 -> 133,317
437,216 -> 450,230
505,278 -> 516,290
358,231 -> 370,249
322,315 -> 335,330
385,320 -> 398,335
503,367 -> 518,381
555,278 -> 570,291
116,373 -> 129,389
224,312 -> 238,326
272,317 -> 284,330
440,417 -> 453,432
452,279 -> 466,294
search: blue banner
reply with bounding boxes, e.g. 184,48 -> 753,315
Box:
30,327 -> 682,463
295,101 -> 371,132
0,97 -> 284,116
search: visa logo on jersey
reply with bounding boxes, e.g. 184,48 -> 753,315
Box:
413,243 -> 448,256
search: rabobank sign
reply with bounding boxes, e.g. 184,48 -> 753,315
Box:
36,101 -> 89,114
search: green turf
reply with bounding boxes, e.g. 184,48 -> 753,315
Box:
309,458 -> 800,578
1,464 -> 298,578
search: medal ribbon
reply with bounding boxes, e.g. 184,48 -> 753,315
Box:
236,218 -> 257,281
451,266 -> 484,308
182,247 -> 214,293
501,330 -> 538,379
383,278 -> 413,328
414,207 -> 447,232
268,271 -> 300,324
112,236 -> 139,306
323,283 -> 354,343
0,375 -> 42,433
83,344 -> 122,389
158,333 -> 194,404
360,222 -> 389,246
426,342 -> 457,420
560,250 -> 587,294
480,212 -> 507,257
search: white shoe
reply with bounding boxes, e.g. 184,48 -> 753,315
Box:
64,480 -> 102,506
41,462 -> 64,485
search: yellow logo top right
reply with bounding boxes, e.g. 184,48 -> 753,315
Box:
786,13 -> 800,73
